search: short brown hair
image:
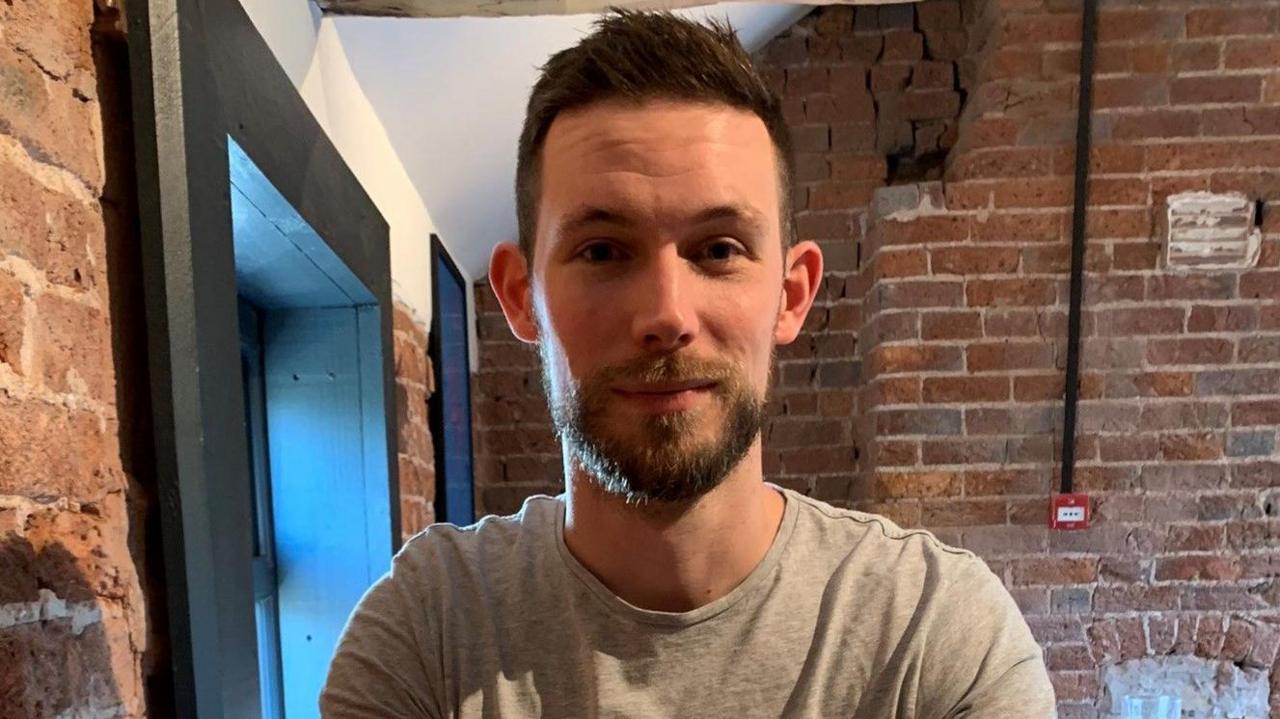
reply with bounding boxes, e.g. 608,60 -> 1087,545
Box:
515,9 -> 796,261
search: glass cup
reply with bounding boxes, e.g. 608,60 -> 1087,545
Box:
1120,694 -> 1182,719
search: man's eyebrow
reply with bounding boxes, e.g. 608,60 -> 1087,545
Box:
689,204 -> 768,231
558,203 -> 762,234
559,206 -> 636,236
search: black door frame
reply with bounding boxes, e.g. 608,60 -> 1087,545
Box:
126,1 -> 399,715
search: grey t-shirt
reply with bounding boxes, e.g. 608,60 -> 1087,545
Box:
321,486 -> 1056,718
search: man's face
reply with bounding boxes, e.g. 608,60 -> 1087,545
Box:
527,99 -> 789,505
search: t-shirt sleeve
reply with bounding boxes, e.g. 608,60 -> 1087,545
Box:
928,556 -> 1057,719
320,541 -> 444,718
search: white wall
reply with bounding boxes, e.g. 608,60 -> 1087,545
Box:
238,0 -> 454,331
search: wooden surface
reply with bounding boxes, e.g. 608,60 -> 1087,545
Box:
319,0 -> 911,18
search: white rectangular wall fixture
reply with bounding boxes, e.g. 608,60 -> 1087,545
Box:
1165,191 -> 1262,270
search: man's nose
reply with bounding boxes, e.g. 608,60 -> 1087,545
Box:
631,249 -> 698,353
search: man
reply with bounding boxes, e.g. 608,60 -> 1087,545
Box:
322,10 -> 1056,718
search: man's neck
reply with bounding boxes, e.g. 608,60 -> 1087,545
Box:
561,443 -> 786,613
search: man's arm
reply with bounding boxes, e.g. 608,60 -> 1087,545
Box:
320,544 -> 444,718
931,557 -> 1057,718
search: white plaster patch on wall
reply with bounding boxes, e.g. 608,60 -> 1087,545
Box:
0,588 -> 102,635
1101,656 -> 1270,719
1165,191 -> 1263,271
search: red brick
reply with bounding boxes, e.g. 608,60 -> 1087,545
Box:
839,35 -> 884,64
1013,374 -> 1067,402
1159,432 -> 1223,461
920,437 -> 1008,465
966,278 -> 1057,307
1086,208 -> 1152,239
1170,75 -> 1261,105
1005,13 -> 1080,45
875,471 -> 960,499
1187,7 -> 1279,38
1240,271 -> 1280,300
0,43 -> 101,189
967,342 -> 1056,372
809,181 -> 878,210
34,293 -> 111,400
916,0 -> 960,32
912,61 -> 954,90
1224,37 -> 1280,69
1095,307 -> 1184,337
963,117 -> 1020,149
0,272 -> 24,370
1147,337 -> 1234,365
870,64 -> 911,96
1116,243 -> 1167,271
1173,41 -> 1222,71
971,212 -> 1062,244
1094,76 -> 1168,109
950,148 -> 1052,180
1239,336 -> 1280,363
1139,401 -> 1230,431
1187,304 -> 1258,333
920,498 -> 1006,527
1155,555 -> 1243,583
882,31 -> 924,62
924,29 -> 967,62
0,398 -> 116,500
868,345 -> 962,375
871,248 -> 928,279
873,439 -> 918,467
1095,585 -> 1180,613
1232,400 -> 1280,426
1012,558 -> 1099,586
829,154 -> 886,183
875,215 -> 971,246
831,122 -> 877,153
931,247 -> 1019,275
922,376 -> 1010,403
1131,43 -> 1172,74
964,469 -> 1047,497
1111,110 -> 1200,140
872,376 -> 922,406
895,89 -> 961,122
1097,8 -> 1183,42
920,310 -> 981,340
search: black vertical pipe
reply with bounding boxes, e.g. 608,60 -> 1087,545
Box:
1060,0 -> 1099,495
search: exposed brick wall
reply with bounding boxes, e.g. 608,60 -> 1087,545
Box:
471,0 -> 1280,714
393,303 -> 437,541
0,1 -> 148,715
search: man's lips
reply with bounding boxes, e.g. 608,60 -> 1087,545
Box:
612,379 -> 719,395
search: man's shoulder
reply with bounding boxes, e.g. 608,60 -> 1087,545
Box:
779,487 -> 994,588
391,493 -> 562,586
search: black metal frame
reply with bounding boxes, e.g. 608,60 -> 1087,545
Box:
126,0 -> 398,714
428,233 -> 477,526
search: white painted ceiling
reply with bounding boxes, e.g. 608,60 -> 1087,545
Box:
329,3 -> 811,280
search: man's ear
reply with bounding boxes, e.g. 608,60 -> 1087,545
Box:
489,242 -> 539,344
774,240 -> 824,345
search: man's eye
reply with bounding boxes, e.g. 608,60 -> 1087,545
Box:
700,240 -> 744,262
580,243 -> 623,263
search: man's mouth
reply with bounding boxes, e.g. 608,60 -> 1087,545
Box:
612,379 -> 719,395
610,379 -> 719,412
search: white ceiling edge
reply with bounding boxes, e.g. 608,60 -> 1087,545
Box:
322,0 -> 886,18
332,3 -> 813,281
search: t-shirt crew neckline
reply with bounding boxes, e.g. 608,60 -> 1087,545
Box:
551,483 -> 800,628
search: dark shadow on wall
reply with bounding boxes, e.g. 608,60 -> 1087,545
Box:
92,7 -> 173,717
0,536 -> 122,718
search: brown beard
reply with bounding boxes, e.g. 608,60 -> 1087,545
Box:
542,351 -> 768,506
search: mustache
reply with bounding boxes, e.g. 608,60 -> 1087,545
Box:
588,354 -> 741,387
